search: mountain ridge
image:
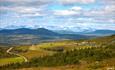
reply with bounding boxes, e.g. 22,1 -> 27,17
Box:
0,28 -> 91,45
0,28 -> 59,36
54,29 -> 115,36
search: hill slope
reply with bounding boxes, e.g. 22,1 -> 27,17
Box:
0,28 -> 59,36
54,30 -> 115,36
85,30 -> 115,36
0,35 -> 115,70
0,28 -> 91,45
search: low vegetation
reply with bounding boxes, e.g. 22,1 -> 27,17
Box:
0,47 -> 16,58
0,35 -> 115,70
0,42 -> 115,70
0,57 -> 24,66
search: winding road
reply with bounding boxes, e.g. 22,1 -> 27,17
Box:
6,47 -> 28,62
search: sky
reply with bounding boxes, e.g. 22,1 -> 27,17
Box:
0,0 -> 115,32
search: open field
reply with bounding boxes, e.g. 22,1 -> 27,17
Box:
0,57 -> 24,66
20,50 -> 55,60
12,41 -> 93,60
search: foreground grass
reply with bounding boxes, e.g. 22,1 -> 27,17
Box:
0,57 -> 24,66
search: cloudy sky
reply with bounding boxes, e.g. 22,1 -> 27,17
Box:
0,0 -> 115,31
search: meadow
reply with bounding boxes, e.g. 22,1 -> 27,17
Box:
0,57 -> 24,66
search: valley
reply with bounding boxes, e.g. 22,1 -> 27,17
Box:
1,0 -> 115,69
0,35 -> 115,70
0,28 -> 93,46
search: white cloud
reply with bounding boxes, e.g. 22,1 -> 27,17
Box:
1,6 -> 41,14
0,6 -> 45,17
58,0 -> 95,4
71,6 -> 82,11
21,13 -> 44,17
1,0 -> 95,4
0,0 -> 50,3
83,5 -> 115,17
100,0 -> 115,5
105,5 -> 115,12
0,0 -> 115,31
53,10 -> 77,16
14,7 -> 38,13
53,6 -> 82,16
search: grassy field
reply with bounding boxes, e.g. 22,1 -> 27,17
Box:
12,46 -> 56,59
12,41 -> 92,60
0,57 -> 24,66
29,40 -> 92,51
20,50 -> 55,59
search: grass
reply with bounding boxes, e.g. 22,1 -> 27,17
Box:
12,39 -> 102,60
12,45 -> 56,59
29,40 -> 92,51
0,57 -> 24,66
20,50 -> 55,59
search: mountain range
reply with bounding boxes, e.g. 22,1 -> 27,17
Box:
0,28 -> 92,45
54,29 -> 115,36
0,28 -> 58,36
0,28 -> 114,45
84,30 -> 115,35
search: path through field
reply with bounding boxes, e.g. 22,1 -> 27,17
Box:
6,47 -> 28,62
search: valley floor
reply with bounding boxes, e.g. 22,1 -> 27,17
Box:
0,35 -> 115,70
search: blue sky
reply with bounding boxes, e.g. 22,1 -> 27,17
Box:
0,0 -> 115,32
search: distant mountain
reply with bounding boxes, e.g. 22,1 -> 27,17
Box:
53,30 -> 77,34
0,28 -> 59,36
54,29 -> 115,36
0,28 -> 91,45
84,30 -> 115,36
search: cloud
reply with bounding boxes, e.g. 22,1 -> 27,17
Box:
1,6 -> 40,13
53,10 -> 77,16
100,0 -> 115,5
0,0 -> 54,7
83,5 -> 115,17
1,0 -> 96,4
58,0 -> 95,4
0,6 -> 45,17
53,6 -> 82,16
21,13 -> 44,17
71,6 -> 82,11
0,0 -> 115,31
